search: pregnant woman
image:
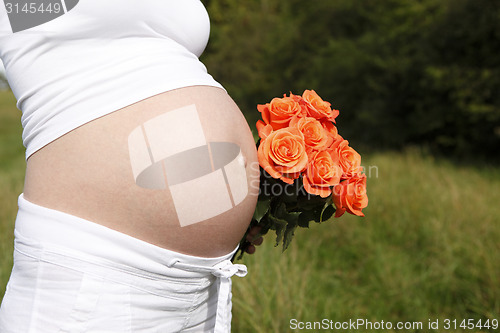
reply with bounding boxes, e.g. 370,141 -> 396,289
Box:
0,1 -> 260,332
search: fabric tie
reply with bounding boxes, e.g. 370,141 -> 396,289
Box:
169,259 -> 247,333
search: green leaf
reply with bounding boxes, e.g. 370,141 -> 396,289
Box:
320,204 -> 336,223
276,202 -> 300,225
298,210 -> 315,228
280,178 -> 301,204
325,194 -> 334,206
282,224 -> 298,252
253,197 -> 271,223
296,192 -> 325,210
268,201 -> 301,248
258,169 -> 280,199
268,212 -> 287,246
273,200 -> 287,218
296,194 -> 337,226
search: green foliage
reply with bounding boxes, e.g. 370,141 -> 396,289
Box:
201,0 -> 500,161
0,74 -> 8,91
234,170 -> 338,260
0,91 -> 24,300
232,149 -> 500,332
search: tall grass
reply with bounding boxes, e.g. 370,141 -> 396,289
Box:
232,151 -> 500,332
0,89 -> 499,332
0,90 -> 24,298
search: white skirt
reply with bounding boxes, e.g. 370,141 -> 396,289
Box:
0,194 -> 247,333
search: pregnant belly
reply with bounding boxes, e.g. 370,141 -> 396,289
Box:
23,86 -> 260,257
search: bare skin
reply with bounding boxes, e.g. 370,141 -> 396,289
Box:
23,86 -> 261,258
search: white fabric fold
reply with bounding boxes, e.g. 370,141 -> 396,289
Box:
171,259 -> 247,333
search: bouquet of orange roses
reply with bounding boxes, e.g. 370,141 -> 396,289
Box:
235,90 -> 368,260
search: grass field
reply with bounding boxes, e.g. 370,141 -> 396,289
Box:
0,89 -> 499,332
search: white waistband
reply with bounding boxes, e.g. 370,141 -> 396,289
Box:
15,194 -> 246,332
15,194 -> 239,275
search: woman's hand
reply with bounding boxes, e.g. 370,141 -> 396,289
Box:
244,225 -> 264,254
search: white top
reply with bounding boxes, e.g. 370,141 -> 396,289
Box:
0,0 -> 223,159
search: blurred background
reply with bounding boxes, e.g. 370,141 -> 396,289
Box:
1,0 -> 499,332
0,61 -> 7,90
199,0 -> 500,331
201,0 -> 500,163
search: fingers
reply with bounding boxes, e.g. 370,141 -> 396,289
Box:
247,225 -> 262,237
245,225 -> 264,254
251,236 -> 263,246
245,244 -> 256,254
246,231 -> 263,244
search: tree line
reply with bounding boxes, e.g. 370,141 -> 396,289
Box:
201,0 -> 500,161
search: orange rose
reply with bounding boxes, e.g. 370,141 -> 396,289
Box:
303,150 -> 343,198
322,120 -> 338,140
333,174 -> 368,217
332,139 -> 362,179
257,94 -> 305,130
256,120 -> 273,140
302,90 -> 339,123
290,117 -> 329,152
258,127 -> 308,184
